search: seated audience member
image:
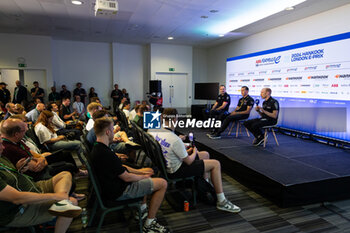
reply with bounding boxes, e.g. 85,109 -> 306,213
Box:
209,86 -> 254,139
88,87 -> 98,103
60,85 -> 71,100
86,102 -> 102,131
49,86 -> 60,102
122,101 -> 131,119
60,97 -> 77,122
90,117 -> 169,232
4,103 -> 17,120
15,103 -> 26,115
129,101 -> 141,121
47,102 -> 82,140
86,110 -> 139,154
142,100 -> 151,111
0,136 -> 82,232
25,103 -> 45,123
149,108 -> 241,213
244,88 -> 279,146
1,118 -> 84,182
133,105 -> 147,131
34,111 -> 84,154
119,97 -> 127,110
72,95 -> 85,120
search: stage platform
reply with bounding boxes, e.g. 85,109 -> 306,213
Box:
178,127 -> 350,207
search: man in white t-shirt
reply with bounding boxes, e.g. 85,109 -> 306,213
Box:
86,102 -> 102,131
72,95 -> 85,121
149,108 -> 241,213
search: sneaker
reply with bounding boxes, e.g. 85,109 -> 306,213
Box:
143,219 -> 170,233
253,136 -> 265,146
216,199 -> 241,213
48,199 -> 82,218
135,207 -> 148,221
209,133 -> 221,139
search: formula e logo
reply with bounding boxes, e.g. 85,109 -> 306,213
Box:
144,110 -> 161,129
255,56 -> 281,66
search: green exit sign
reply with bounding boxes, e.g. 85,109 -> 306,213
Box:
169,68 -> 175,71
18,63 -> 26,67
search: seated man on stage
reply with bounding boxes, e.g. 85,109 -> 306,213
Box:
208,86 -> 254,139
149,108 -> 241,213
203,85 -> 230,122
244,88 -> 279,146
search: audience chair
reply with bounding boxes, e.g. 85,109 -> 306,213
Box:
80,153 -> 143,233
228,120 -> 250,138
115,109 -> 129,131
262,125 -> 279,148
142,132 -> 197,206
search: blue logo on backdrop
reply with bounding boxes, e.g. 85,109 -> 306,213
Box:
144,110 -> 161,129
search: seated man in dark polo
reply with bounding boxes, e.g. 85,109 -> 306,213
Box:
244,88 -> 279,146
203,85 -> 230,124
90,117 -> 169,233
0,136 -> 82,232
209,86 -> 254,139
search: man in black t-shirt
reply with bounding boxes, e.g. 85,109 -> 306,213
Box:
31,81 -> 45,103
111,84 -> 123,113
209,86 -> 254,139
90,117 -> 169,233
204,85 -> 231,120
244,88 -> 279,146
60,97 -> 77,121
73,82 -> 87,105
60,85 -> 71,100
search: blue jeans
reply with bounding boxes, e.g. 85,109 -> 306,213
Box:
49,140 -> 83,154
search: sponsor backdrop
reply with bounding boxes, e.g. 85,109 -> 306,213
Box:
226,32 -> 350,141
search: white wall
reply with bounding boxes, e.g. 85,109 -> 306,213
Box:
52,40 -> 112,106
192,47 -> 209,105
207,3 -> 350,85
150,43 -> 193,108
0,33 -> 53,91
112,43 -> 148,105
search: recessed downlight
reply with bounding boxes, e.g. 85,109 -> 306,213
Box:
285,6 -> 295,10
71,0 -> 83,5
168,36 -> 174,40
219,34 -> 225,37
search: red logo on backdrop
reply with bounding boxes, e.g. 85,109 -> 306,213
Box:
252,85 -> 255,87
331,84 -> 338,87
256,60 -> 262,64
284,85 -> 289,87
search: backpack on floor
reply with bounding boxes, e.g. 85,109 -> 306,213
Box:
195,177 -> 217,205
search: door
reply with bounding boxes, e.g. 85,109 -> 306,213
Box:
0,69 -> 20,101
155,73 -> 188,114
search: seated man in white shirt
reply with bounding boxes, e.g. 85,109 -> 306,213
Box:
149,108 -> 241,213
85,102 -> 102,131
47,102 -> 82,140
72,95 -> 85,121
122,101 -> 131,120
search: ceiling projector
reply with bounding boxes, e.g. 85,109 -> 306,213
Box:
95,0 -> 118,16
